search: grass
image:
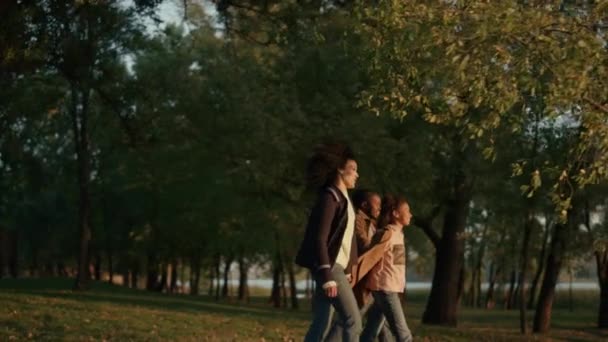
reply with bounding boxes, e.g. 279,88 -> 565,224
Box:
0,278 -> 607,341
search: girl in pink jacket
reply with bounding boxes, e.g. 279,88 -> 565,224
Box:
361,195 -> 413,342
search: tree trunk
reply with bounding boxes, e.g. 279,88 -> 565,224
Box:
466,260 -> 476,307
170,259 -> 178,294
94,253 -> 102,281
8,230 -> 18,278
146,252 -> 159,291
30,248 -> 39,277
599,276 -> 608,329
72,85 -> 93,292
533,222 -> 567,333
485,262 -> 500,309
597,247 -> 608,328
237,254 -> 249,302
179,259 -> 186,294
190,256 -> 201,296
208,267 -> 214,296
222,254 -> 234,298
506,269 -> 516,310
457,262 -> 466,307
44,261 -> 55,277
306,271 -> 312,299
0,226 -> 7,278
270,250 -> 283,308
568,265 -> 574,312
281,263 -> 288,308
475,264 -> 482,308
214,254 -> 221,300
287,261 -> 299,309
122,269 -> 130,287
518,213 -> 534,334
422,171 -> 471,326
159,262 -> 168,292
107,250 -> 114,285
475,224 -> 489,308
528,219 -> 551,310
131,269 -> 139,289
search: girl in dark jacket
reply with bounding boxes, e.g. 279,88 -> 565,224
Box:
295,142 -> 361,342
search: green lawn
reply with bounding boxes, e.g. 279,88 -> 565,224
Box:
0,278 -> 606,341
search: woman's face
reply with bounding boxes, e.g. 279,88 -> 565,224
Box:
339,159 -> 359,189
393,202 -> 412,227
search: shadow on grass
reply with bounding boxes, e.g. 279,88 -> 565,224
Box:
0,278 -> 310,322
3,278 -> 606,341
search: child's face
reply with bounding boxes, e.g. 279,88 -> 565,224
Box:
394,202 -> 412,227
368,194 -> 382,220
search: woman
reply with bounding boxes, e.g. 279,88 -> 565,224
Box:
361,194 -> 413,342
295,142 -> 362,342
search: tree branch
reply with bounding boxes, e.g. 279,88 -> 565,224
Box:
584,96 -> 608,114
413,205 -> 442,248
93,86 -> 138,147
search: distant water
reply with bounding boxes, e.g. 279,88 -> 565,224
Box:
214,279 -> 600,291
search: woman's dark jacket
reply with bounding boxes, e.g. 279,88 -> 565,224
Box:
295,186 -> 358,284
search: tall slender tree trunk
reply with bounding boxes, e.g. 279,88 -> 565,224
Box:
0,226 -> 7,278
568,266 -> 574,312
30,249 -> 39,277
528,219 -> 551,309
270,250 -> 283,308
422,169 -> 471,326
107,250 -> 114,285
122,269 -> 129,287
214,254 -> 221,300
506,269 -> 517,310
306,271 -> 312,299
159,262 -> 168,292
281,262 -> 288,308
467,260 -> 476,307
179,259 -> 186,294
238,254 -> 249,302
457,262 -> 466,307
590,199 -> 608,328
518,212 -> 534,334
170,259 -> 178,294
485,262 -> 500,309
94,253 -> 102,281
131,269 -> 139,289
146,252 -> 159,291
287,261 -> 299,309
208,267 -> 214,296
475,224 -> 489,308
190,255 -> 201,296
475,265 -> 483,308
8,229 -> 18,278
222,254 -> 234,298
533,222 -> 568,333
596,247 -> 608,328
72,85 -> 93,291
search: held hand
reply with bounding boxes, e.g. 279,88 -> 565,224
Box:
324,285 -> 338,298
346,274 -> 353,283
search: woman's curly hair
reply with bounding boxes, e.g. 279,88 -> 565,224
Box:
306,142 -> 355,190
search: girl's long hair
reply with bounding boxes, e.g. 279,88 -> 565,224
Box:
378,194 -> 408,229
